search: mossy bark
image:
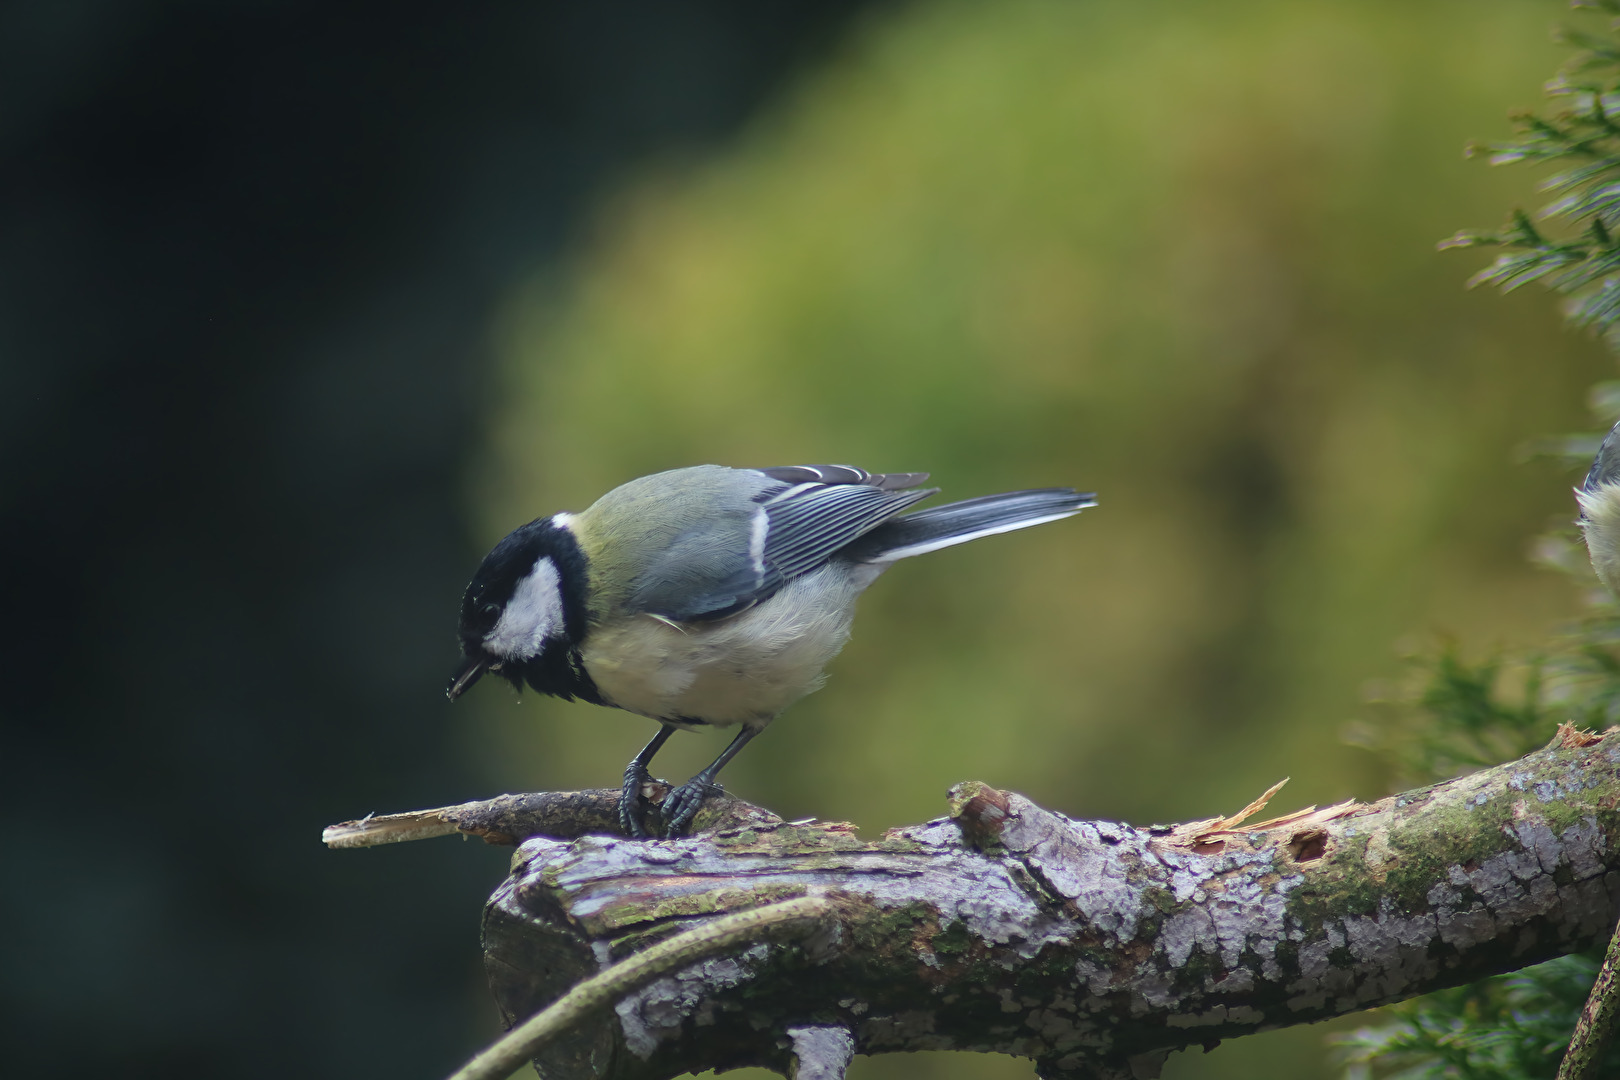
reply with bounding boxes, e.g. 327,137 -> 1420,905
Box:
332,734 -> 1620,1080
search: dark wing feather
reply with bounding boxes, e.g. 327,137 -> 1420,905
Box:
756,464 -> 931,491
760,481 -> 936,581
644,465 -> 935,622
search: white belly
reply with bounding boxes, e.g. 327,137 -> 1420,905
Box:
581,562 -> 882,727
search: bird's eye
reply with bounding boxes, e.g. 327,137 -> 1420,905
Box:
482,602 -> 500,617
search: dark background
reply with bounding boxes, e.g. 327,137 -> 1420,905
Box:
0,3 -> 876,1076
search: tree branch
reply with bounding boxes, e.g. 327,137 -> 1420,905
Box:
446,897 -> 833,1080
321,783 -> 779,849
785,1025 -> 855,1080
1560,915 -> 1620,1080
329,728 -> 1620,1080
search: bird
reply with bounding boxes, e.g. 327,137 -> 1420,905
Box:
446,463 -> 1095,838
1580,419 -> 1620,594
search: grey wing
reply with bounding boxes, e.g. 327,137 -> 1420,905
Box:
757,464 -> 932,491
632,465 -> 936,622
755,471 -> 937,581
1585,419 -> 1620,496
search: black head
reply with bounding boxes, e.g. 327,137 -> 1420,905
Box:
446,516 -> 598,703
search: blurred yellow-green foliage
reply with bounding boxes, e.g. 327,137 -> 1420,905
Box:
465,1 -> 1613,1076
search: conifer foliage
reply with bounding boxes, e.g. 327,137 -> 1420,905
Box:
1340,4 -> 1620,1077
1443,1 -> 1620,348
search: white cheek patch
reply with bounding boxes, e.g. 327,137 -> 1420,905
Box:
484,557 -> 564,660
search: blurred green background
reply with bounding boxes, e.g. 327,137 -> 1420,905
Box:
10,1 -> 1605,1077
462,1 -> 1610,1076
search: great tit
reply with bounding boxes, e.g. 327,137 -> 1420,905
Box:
447,464 -> 1095,837
1580,419 -> 1620,593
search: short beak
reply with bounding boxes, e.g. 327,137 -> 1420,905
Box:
446,654 -> 490,701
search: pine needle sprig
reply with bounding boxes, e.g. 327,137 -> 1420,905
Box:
1336,955 -> 1612,1080
1339,6 -> 1620,1078
1441,2 -> 1620,347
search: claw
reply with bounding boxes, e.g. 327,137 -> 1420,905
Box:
661,778 -> 716,837
620,724 -> 677,839
620,763 -> 654,839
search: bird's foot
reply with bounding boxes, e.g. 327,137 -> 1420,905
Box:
620,762 -> 657,839
660,777 -> 718,838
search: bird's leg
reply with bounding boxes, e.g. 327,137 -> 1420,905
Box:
661,726 -> 759,837
620,724 -> 676,839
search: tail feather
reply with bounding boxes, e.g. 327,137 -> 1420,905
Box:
847,488 -> 1095,563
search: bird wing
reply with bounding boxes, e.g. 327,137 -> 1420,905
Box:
1585,419 -> 1620,496
628,465 -> 935,622
754,469 -> 936,581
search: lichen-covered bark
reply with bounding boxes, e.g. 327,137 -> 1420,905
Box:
1560,914 -> 1620,1080
471,733 -> 1620,1080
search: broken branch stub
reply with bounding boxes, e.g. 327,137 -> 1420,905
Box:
452,733 -> 1620,1080
322,784 -> 778,849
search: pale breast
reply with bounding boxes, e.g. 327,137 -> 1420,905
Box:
580,562 -> 884,727
1581,480 -> 1620,595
